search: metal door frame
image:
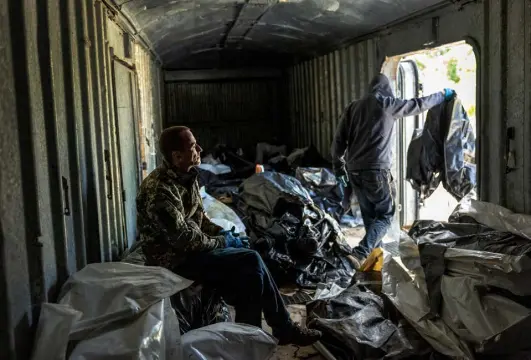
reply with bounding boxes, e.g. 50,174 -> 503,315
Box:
109,47 -> 141,253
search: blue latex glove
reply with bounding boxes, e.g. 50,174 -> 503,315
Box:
221,226 -> 250,248
223,232 -> 244,248
443,88 -> 456,101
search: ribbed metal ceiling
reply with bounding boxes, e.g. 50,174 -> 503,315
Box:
114,0 -> 446,69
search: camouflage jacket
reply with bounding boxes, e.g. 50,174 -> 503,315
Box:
136,162 -> 225,269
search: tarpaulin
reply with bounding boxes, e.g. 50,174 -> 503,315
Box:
32,262 -> 192,360
181,322 -> 277,360
406,97 -> 476,201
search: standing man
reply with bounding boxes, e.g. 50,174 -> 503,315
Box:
137,126 -> 322,346
331,74 -> 455,267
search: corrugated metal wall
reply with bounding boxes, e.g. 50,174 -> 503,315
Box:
0,1 -> 164,358
289,40 -> 377,155
165,78 -> 288,152
288,0 -> 531,214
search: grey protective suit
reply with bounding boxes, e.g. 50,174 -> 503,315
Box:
331,74 -> 445,172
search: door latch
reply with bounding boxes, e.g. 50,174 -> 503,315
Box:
62,176 -> 71,216
104,149 -> 113,200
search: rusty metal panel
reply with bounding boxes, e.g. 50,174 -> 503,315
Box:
165,78 -> 285,152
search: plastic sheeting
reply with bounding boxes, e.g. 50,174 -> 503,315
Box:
172,284 -> 232,334
181,323 -> 277,360
442,100 -> 476,200
32,262 -> 192,360
238,172 -> 354,288
121,242 -> 234,334
307,284 -> 437,360
239,172 -> 313,216
200,186 -> 246,234
295,167 -> 362,226
406,97 -> 476,201
382,199 -> 531,359
449,194 -> 531,241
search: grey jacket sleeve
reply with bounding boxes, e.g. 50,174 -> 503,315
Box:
380,92 -> 445,119
331,107 -> 350,172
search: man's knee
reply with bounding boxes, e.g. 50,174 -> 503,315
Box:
238,249 -> 265,269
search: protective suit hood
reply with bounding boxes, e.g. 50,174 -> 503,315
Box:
369,74 -> 394,97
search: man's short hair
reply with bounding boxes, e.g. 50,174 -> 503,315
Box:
159,126 -> 190,163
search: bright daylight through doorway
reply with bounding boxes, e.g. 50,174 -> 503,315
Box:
386,41 -> 477,235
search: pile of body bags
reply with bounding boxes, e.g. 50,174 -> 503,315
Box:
235,171 -> 356,289
303,194 -> 531,360
30,259 -> 277,359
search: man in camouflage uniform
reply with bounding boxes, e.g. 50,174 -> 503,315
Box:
136,126 -> 321,346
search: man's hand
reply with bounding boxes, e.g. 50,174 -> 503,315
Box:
220,227 -> 250,248
443,88 -> 456,101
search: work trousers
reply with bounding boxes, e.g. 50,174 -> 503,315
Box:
175,248 -> 291,330
349,169 -> 396,258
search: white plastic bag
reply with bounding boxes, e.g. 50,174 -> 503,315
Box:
181,323 -> 277,360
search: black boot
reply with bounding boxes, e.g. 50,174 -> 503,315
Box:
273,323 -> 322,346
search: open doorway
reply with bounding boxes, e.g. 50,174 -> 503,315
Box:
384,41 -> 477,226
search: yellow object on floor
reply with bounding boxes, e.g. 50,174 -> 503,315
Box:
359,248 -> 384,272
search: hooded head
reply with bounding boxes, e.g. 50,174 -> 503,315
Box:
369,74 -> 394,97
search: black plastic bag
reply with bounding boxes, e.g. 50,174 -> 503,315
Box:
406,97 -> 476,201
307,285 -> 440,360
171,284 -> 232,335
409,220 -> 531,317
442,99 -> 476,200
239,172 -> 313,216
295,167 -> 351,222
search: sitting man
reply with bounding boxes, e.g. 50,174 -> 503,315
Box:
136,126 -> 322,346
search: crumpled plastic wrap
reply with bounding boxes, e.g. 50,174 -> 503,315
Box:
200,186 -> 246,234
32,262 -> 193,360
407,219 -> 531,353
307,283 -> 435,360
181,322 -> 277,360
238,172 -> 353,288
239,172 -> 313,216
442,99 -> 476,200
31,304 -> 82,360
172,284 -> 232,335
382,198 -> 531,359
121,242 -> 233,334
449,194 -> 531,240
381,238 -> 475,359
